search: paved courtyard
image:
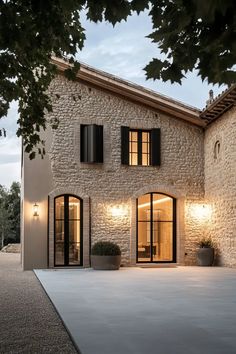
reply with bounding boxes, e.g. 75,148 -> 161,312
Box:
35,266 -> 236,354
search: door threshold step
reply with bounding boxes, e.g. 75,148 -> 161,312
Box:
138,263 -> 177,268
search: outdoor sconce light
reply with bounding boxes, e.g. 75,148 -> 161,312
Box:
189,204 -> 212,221
33,203 -> 39,217
110,206 -> 127,218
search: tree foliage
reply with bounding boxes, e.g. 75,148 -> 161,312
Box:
0,182 -> 20,248
0,0 -> 235,157
145,0 -> 236,85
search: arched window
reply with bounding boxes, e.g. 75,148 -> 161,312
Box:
54,195 -> 82,266
137,193 -> 176,263
214,140 -> 220,160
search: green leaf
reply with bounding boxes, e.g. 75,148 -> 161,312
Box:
161,64 -> 185,84
64,68 -> 77,80
29,152 -> 36,160
144,58 -> 168,80
131,0 -> 149,14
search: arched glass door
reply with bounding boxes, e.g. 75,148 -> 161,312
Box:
54,195 -> 82,266
137,193 -> 176,263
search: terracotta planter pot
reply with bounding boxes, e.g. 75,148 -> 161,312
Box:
91,255 -> 121,270
197,247 -> 214,266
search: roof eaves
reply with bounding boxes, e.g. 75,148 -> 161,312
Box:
200,84 -> 236,124
51,57 -> 204,127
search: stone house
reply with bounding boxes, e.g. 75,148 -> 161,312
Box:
21,57 -> 236,270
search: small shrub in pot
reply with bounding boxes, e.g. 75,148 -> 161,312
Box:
91,241 -> 121,270
197,237 -> 214,266
198,238 -> 214,249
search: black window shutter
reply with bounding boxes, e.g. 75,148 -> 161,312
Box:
151,128 -> 161,166
87,124 -> 96,162
81,124 -> 103,163
121,126 -> 129,165
96,125 -> 103,163
80,125 -> 88,162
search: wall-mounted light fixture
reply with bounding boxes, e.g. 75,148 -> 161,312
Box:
189,203 -> 212,222
33,203 -> 39,217
110,205 -> 127,218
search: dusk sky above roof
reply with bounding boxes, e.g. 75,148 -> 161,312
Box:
0,10 -> 226,188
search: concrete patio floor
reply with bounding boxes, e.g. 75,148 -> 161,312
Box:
35,266 -> 236,354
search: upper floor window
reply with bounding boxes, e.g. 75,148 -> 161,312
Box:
129,130 -> 150,166
121,126 -> 161,166
80,124 -> 103,163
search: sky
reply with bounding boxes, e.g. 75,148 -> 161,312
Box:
0,10 -> 225,189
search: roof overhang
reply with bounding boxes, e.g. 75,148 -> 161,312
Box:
51,57 -> 204,128
200,84 -> 236,124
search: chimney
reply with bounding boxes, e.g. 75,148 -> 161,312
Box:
206,90 -> 214,107
0,128 -> 6,137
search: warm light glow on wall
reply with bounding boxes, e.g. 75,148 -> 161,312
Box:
189,204 -> 212,222
110,205 -> 127,218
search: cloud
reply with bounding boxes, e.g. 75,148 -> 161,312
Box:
0,137 -> 21,188
0,101 -> 18,138
0,162 -> 21,189
0,103 -> 21,188
0,154 -> 20,164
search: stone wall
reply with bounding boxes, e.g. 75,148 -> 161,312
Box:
205,106 -> 236,266
46,74 -> 205,266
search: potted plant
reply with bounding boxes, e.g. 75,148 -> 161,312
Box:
196,237 -> 214,266
91,241 -> 121,270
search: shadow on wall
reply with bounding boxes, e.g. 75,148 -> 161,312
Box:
214,250 -> 222,266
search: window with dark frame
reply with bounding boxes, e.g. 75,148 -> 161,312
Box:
129,130 -> 151,166
80,124 -> 103,163
121,126 -> 161,166
54,195 -> 83,267
136,193 -> 176,263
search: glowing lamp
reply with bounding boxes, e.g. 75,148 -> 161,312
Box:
110,206 -> 126,218
189,204 -> 212,221
33,203 -> 39,217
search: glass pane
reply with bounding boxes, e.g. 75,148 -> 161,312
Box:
142,132 -> 149,142
131,141 -> 138,153
55,220 -> 64,242
69,243 -> 81,265
138,194 -> 151,221
130,152 -> 138,165
55,242 -> 64,265
55,197 -> 64,219
138,222 -> 151,262
152,222 -> 173,261
69,197 -> 80,219
69,220 -> 80,242
142,143 -> 148,153
130,131 -> 138,141
142,154 -> 148,166
153,194 -> 173,221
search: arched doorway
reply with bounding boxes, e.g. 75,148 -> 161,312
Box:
137,193 -> 176,263
54,195 -> 83,266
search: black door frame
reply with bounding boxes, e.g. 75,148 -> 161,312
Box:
54,194 -> 83,267
136,192 -> 176,263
